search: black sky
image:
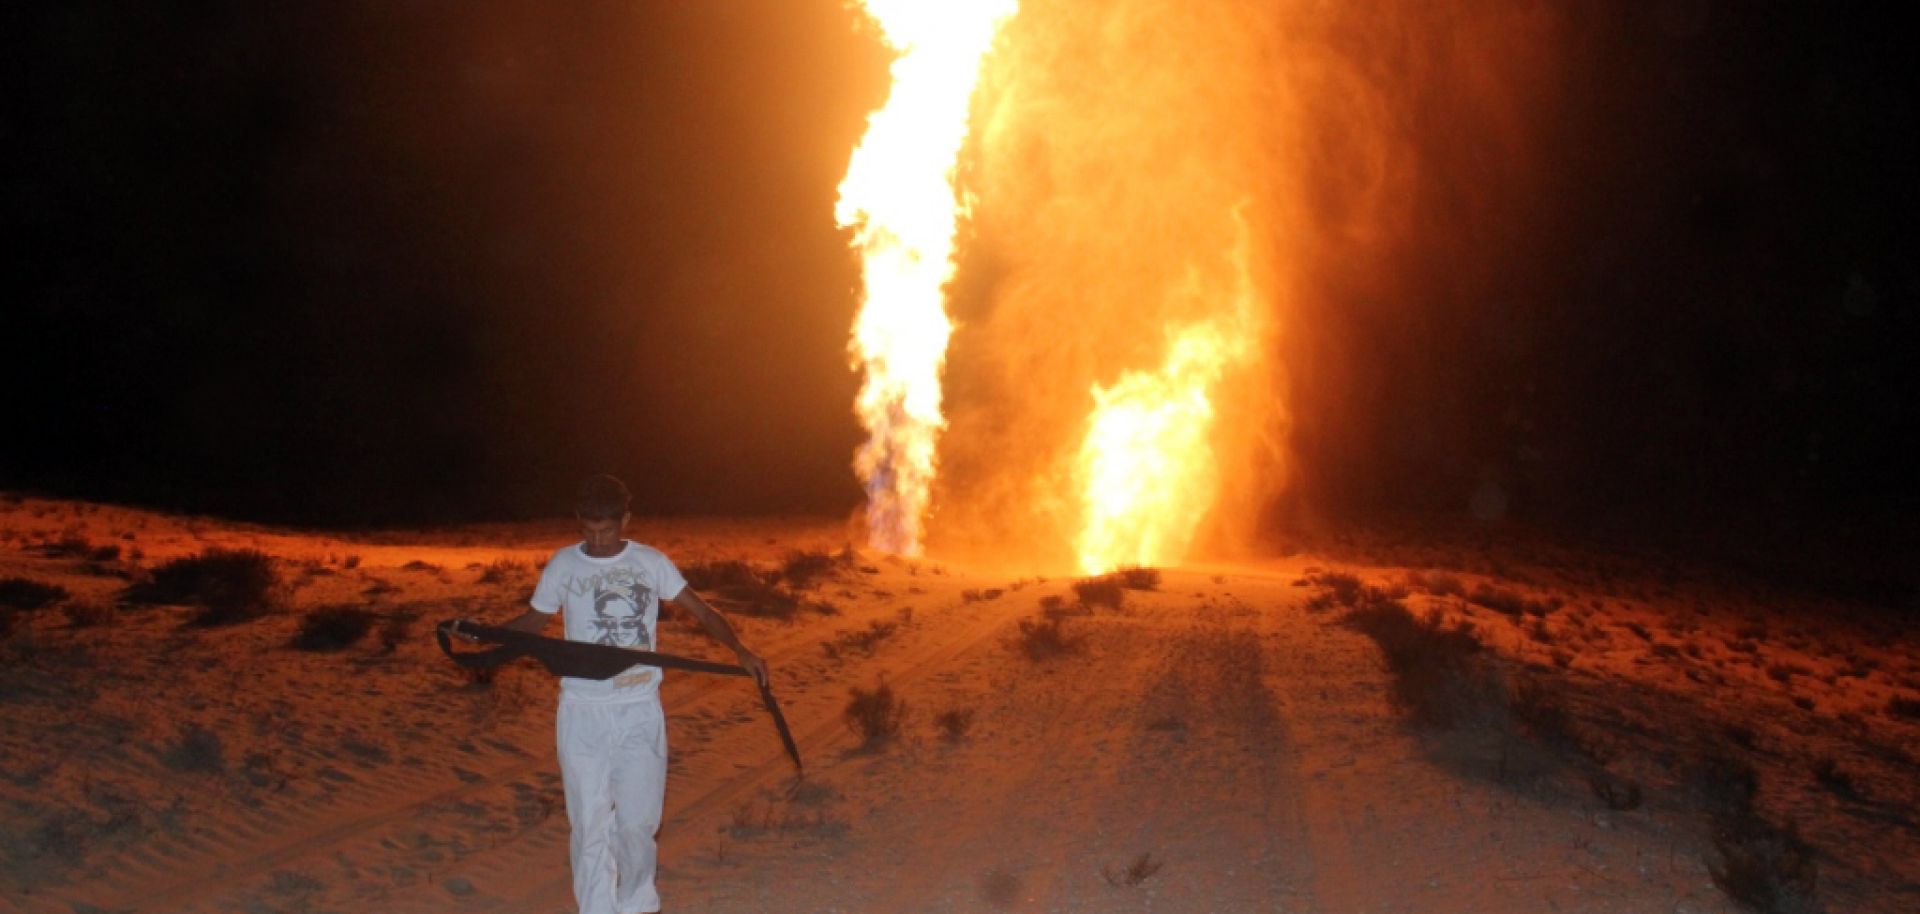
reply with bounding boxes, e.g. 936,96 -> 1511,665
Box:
5,1 -> 1915,554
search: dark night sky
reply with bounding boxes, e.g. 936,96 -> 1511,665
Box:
5,1 -> 1915,557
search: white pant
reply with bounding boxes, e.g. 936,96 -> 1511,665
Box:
557,698 -> 667,914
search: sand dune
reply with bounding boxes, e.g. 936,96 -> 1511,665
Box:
2,493 -> 1915,913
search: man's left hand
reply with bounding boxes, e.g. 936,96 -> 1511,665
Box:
735,646 -> 770,688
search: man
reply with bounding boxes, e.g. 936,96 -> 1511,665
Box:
457,474 -> 767,914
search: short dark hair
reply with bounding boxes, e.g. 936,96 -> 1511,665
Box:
575,474 -> 631,519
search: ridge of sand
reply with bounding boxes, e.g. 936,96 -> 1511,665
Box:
3,494 -> 1917,913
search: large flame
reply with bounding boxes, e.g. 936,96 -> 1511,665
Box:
1075,217 -> 1263,573
838,0 -> 1019,555
1074,324 -> 1231,573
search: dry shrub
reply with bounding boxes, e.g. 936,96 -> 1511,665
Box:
780,549 -> 848,589
162,724 -> 226,773
35,533 -> 96,559
0,608 -> 18,640
685,559 -> 805,619
1467,583 -> 1557,618
934,707 -> 975,741
844,682 -> 907,747
684,559 -> 766,592
1015,615 -> 1082,661
1412,569 -> 1467,598
1690,753 -> 1760,821
1710,815 -> 1819,914
401,559 -> 442,573
63,601 -> 114,628
1884,696 -> 1920,721
820,619 -> 897,659
1508,680 -> 1579,752
1589,771 -> 1644,810
1341,598 -> 1494,730
1812,756 -> 1861,801
0,577 -> 67,611
126,547 -> 280,625
292,606 -> 378,652
1310,571 -> 1365,609
33,810 -> 93,858
1102,852 -> 1163,887
477,558 -> 530,585
960,588 -> 1004,603
379,609 -> 417,653
1116,566 -> 1160,590
1072,576 -> 1125,610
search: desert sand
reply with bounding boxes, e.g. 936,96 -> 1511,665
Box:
2,492 -> 1916,913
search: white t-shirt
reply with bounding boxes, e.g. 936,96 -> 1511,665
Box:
530,541 -> 688,703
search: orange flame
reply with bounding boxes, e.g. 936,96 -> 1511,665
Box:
1075,214 -> 1263,574
838,0 -> 1019,555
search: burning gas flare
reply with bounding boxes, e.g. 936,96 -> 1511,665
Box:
838,0 -> 1019,555
1075,217 -> 1263,574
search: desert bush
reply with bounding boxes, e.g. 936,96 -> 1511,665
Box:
63,601 -> 114,628
37,532 -> 95,558
1072,576 -> 1125,610
1311,572 -> 1365,609
1472,583 -> 1514,614
1101,852 -> 1163,887
933,707 -> 975,741
844,682 -> 907,747
292,606 -> 378,652
0,577 -> 67,611
1116,566 -> 1160,590
1886,696 -> 1920,721
684,559 -> 804,619
33,811 -> 92,858
1690,753 -> 1760,820
1341,598 -> 1495,729
125,548 -> 280,625
960,588 -> 1004,603
1413,569 -> 1467,598
162,724 -> 226,773
379,609 -> 418,653
780,549 -> 847,589
684,559 -> 766,591
1014,615 -> 1082,661
820,619 -> 897,659
0,608 -> 18,640
1709,815 -> 1819,914
1812,756 -> 1861,801
477,558 -> 529,585
1508,680 -> 1578,752
1589,771 -> 1644,810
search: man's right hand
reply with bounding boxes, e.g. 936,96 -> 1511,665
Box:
444,618 -> 482,643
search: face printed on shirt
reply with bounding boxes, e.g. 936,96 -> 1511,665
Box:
588,568 -> 652,650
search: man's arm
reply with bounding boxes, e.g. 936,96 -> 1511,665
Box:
667,586 -> 769,686
451,608 -> 551,641
499,609 -> 553,633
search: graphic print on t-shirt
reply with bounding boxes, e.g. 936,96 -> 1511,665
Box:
583,565 -> 653,651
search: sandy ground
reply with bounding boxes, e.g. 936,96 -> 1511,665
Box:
1,493 -> 1916,913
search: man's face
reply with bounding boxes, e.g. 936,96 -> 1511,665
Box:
577,511 -> 629,555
